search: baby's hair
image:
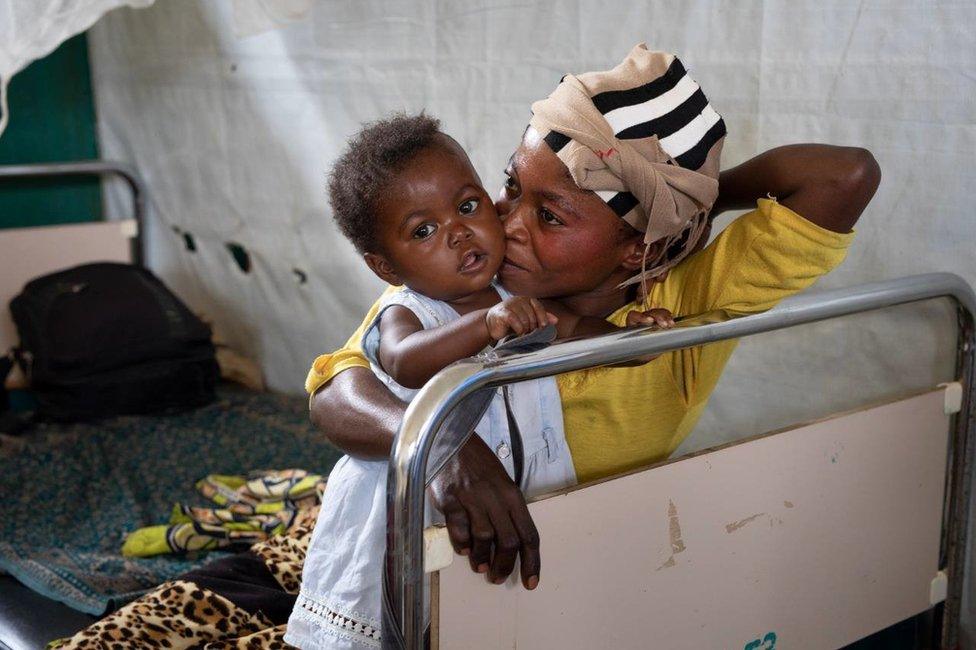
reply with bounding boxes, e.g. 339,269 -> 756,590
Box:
329,112 -> 442,253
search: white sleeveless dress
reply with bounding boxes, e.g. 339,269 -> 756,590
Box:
285,285 -> 576,649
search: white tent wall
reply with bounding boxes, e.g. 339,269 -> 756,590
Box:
87,0 -> 975,633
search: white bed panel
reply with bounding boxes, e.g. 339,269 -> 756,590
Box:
435,389 -> 950,649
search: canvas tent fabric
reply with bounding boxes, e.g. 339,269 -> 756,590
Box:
81,0 -> 974,638
87,0 -> 975,421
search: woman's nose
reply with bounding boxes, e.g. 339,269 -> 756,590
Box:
503,207 -> 529,242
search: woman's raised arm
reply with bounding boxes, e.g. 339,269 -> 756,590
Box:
712,144 -> 881,233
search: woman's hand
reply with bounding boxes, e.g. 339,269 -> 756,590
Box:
312,369 -> 542,588
486,296 -> 557,342
614,307 -> 676,366
428,434 -> 542,589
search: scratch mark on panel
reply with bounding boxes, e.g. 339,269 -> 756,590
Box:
656,556 -> 676,571
725,513 -> 765,534
657,499 -> 686,570
668,499 -> 686,554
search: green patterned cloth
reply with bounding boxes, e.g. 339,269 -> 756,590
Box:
0,386 -> 342,615
122,469 -> 326,557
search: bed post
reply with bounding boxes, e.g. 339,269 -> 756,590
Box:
940,292 -> 976,647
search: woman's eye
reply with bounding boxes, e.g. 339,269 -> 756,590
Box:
458,198 -> 479,215
504,174 -> 518,191
540,208 -> 563,226
412,224 -> 436,239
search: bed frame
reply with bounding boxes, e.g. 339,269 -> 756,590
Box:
0,160 -> 146,389
0,160 -> 147,650
386,273 -> 976,649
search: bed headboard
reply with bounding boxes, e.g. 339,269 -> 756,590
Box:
0,160 -> 146,388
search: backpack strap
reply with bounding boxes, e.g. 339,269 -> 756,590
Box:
501,385 -> 525,487
493,325 -> 557,488
0,350 -> 13,413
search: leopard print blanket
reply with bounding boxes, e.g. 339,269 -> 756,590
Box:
51,506 -> 320,649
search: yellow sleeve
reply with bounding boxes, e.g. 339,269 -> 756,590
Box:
646,198 -> 855,403
304,285 -> 403,395
652,197 -> 855,319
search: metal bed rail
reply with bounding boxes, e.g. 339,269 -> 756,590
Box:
383,272 -> 976,649
0,160 -> 147,265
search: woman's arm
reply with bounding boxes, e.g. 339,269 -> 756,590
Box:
310,367 -> 404,458
711,144 -> 881,233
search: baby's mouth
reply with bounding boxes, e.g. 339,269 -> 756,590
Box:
458,250 -> 487,273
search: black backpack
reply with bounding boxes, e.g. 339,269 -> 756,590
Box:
5,262 -> 219,422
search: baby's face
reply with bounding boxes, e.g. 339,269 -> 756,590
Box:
368,136 -> 505,302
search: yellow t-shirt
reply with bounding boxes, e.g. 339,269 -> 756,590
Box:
306,199 -> 854,483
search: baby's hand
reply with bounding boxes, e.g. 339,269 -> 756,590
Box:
616,307 -> 675,366
625,307 -> 676,330
486,297 -> 557,342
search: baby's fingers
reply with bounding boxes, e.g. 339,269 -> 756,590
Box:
512,300 -> 542,332
528,299 -> 551,330
626,310 -> 674,329
504,309 -> 529,334
625,310 -> 651,327
652,312 -> 675,329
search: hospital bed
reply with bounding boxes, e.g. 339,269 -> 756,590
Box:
389,274 -> 976,649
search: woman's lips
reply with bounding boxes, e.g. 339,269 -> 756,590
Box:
500,257 -> 528,274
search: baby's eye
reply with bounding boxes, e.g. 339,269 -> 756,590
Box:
412,224 -> 436,239
540,207 -> 563,226
458,198 -> 479,215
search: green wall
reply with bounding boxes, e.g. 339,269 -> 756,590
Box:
0,33 -> 102,230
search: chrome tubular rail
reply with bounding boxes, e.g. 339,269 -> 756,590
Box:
383,273 -> 976,649
0,160 -> 147,265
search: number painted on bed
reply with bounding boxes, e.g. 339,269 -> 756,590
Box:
743,631 -> 777,650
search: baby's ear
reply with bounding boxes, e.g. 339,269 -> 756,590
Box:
364,253 -> 401,286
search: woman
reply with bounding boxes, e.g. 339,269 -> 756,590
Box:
56,45 -> 879,648
303,45 -> 878,601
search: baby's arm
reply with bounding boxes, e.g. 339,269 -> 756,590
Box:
377,298 -> 555,389
544,302 -> 675,338
545,301 -> 675,366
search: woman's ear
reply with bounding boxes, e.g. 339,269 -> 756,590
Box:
364,253 -> 401,286
620,236 -> 665,272
622,237 -> 671,288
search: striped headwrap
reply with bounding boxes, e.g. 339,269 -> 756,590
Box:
528,44 -> 726,286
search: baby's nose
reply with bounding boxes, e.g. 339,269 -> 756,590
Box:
449,223 -> 474,245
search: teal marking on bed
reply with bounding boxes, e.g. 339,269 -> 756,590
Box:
744,631 -> 777,650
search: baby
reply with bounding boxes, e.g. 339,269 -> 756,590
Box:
285,113 -> 672,649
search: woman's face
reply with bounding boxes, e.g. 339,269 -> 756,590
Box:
496,127 -> 639,299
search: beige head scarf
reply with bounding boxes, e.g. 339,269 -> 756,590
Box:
529,44 -> 726,286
